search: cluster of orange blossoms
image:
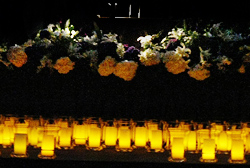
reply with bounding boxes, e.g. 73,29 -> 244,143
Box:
163,51 -> 190,75
188,64 -> 210,81
238,64 -> 246,74
7,46 -> 27,67
53,57 -> 75,74
97,56 -> 116,76
113,61 -> 138,81
98,56 -> 138,81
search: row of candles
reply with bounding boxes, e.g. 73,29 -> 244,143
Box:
0,115 -> 250,163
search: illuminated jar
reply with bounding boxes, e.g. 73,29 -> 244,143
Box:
11,134 -> 28,158
162,121 -> 170,150
102,120 -> 118,147
72,118 -> 88,145
168,137 -> 186,162
146,120 -> 164,152
133,121 -> 148,148
197,122 -> 210,150
58,128 -> 72,149
116,119 -> 134,152
229,139 -> 246,163
28,118 -> 40,147
38,134 -> 56,159
200,138 -> 217,163
43,119 -> 60,145
86,118 -> 103,151
14,118 -> 29,134
2,116 -> 16,146
217,131 -> 229,153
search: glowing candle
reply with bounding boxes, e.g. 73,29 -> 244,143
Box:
59,128 -> 72,147
197,129 -> 210,150
187,131 -> 196,151
40,135 -> 55,157
134,127 -> 147,147
13,134 -> 27,156
231,139 -> 244,161
104,126 -> 117,146
3,126 -> 11,146
119,128 -> 131,149
202,139 -> 216,160
28,127 -> 38,146
171,138 -> 184,160
73,125 -> 88,145
217,131 -> 228,152
150,130 -> 162,150
88,127 -> 101,148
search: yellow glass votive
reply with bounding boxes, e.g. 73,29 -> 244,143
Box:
186,131 -> 196,151
59,128 -> 72,147
73,124 -> 88,145
134,127 -> 147,147
118,128 -> 131,149
150,130 -> 162,150
202,139 -> 216,161
171,137 -> 185,160
231,139 -> 244,161
13,134 -> 27,157
104,126 -> 117,146
88,127 -> 101,148
217,131 -> 228,152
40,135 -> 55,157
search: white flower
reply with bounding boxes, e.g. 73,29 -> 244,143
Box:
175,43 -> 191,58
137,35 -> 152,48
47,24 -> 55,33
84,32 -> 99,45
70,30 -> 79,38
168,28 -> 185,40
116,43 -> 125,58
101,32 -> 118,43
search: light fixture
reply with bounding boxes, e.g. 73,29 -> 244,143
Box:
200,139 -> 217,163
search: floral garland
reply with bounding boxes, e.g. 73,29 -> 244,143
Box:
0,19 -> 249,81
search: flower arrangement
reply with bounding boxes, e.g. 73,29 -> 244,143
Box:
0,19 -> 249,81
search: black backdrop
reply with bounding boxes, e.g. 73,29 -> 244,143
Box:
0,1 -> 250,122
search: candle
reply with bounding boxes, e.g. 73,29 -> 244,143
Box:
171,138 -> 184,159
41,135 -> 55,157
135,127 -> 147,147
104,126 -> 117,146
231,139 -> 244,161
119,128 -> 131,149
73,125 -> 88,145
150,130 -> 162,150
59,128 -> 72,147
202,139 -> 215,160
13,134 -> 27,155
88,127 -> 101,148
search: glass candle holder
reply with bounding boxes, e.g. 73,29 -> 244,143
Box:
11,133 -> 28,158
72,118 -> 88,145
133,121 -> 147,148
229,139 -> 246,164
168,137 -> 186,162
28,118 -> 40,147
102,120 -> 118,147
116,119 -> 133,152
199,138 -> 217,163
38,134 -> 56,159
146,120 -> 164,152
86,118 -> 103,151
197,122 -> 210,151
58,127 -> 72,149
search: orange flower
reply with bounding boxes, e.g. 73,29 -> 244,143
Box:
238,64 -> 245,74
53,57 -> 75,74
7,45 -> 27,67
98,56 -> 116,76
164,55 -> 190,74
188,64 -> 210,81
114,61 -> 138,81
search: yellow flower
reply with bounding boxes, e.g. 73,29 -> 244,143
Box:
53,57 -> 75,74
7,45 -> 27,67
188,64 -> 210,81
238,64 -> 245,74
98,56 -> 116,76
113,61 -> 138,81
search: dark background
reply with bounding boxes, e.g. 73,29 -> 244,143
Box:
0,1 -> 250,122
